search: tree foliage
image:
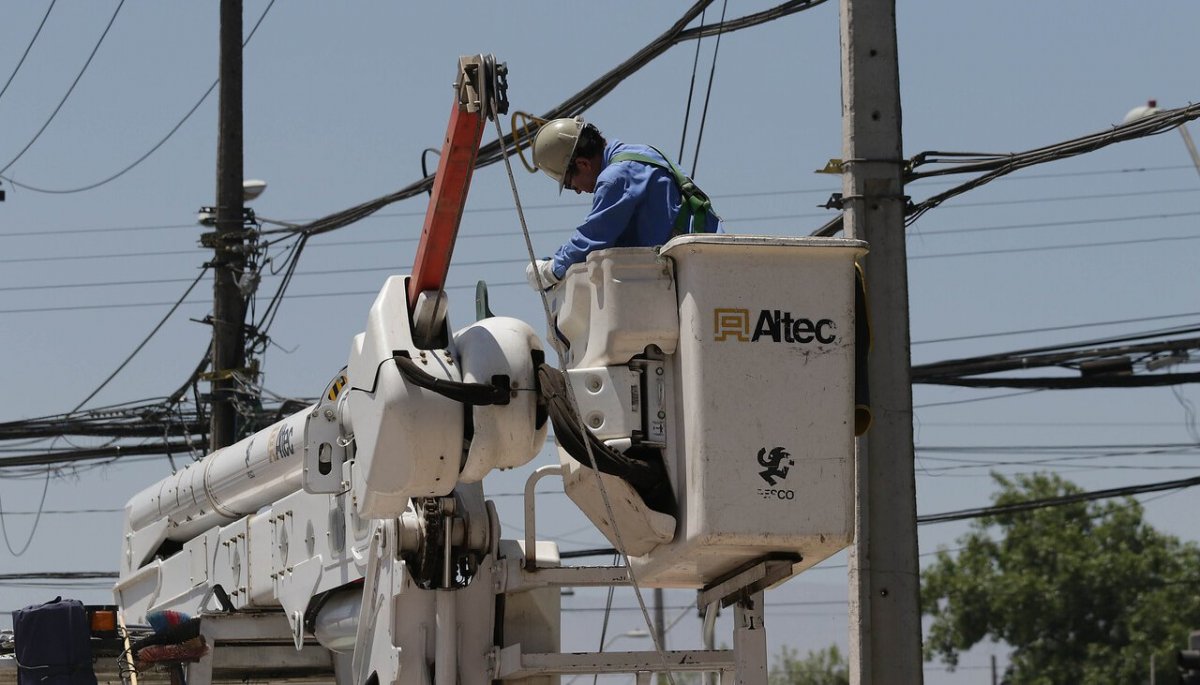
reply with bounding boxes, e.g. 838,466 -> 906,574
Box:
921,472 -> 1200,684
768,644 -> 849,685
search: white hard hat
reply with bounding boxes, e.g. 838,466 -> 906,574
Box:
532,117 -> 585,192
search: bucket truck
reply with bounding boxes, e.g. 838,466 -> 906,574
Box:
112,54 -> 868,685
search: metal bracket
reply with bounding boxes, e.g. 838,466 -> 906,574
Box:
493,644 -> 736,679
457,54 -> 508,120
815,158 -> 844,174
410,289 -> 450,349
303,369 -> 351,494
696,555 -> 801,609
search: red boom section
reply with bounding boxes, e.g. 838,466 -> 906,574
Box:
407,101 -> 486,305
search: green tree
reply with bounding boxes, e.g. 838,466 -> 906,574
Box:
921,472 -> 1200,684
768,644 -> 849,685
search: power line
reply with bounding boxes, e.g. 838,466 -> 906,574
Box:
0,0 -> 57,105
72,267 -> 209,412
914,329 -> 1200,389
283,0 -> 828,241
926,186 -> 1200,212
909,232 -> 1200,261
914,313 -> 1200,346
0,440 -> 205,470
0,508 -> 122,516
915,446 -> 1200,475
0,222 -> 195,239
913,209 -> 1200,237
0,247 -> 197,265
0,225 -> 564,264
0,275 -> 201,293
0,0 -> 126,176
914,389 -> 1046,409
688,0 -> 729,178
916,474 -> 1200,525
0,279 -> 528,315
5,164 -> 1199,240
0,253 -> 506,293
0,0 -> 276,194
916,420 -> 1185,427
8,203 -> 1197,266
902,103 -> 1200,224
811,103 -> 1200,237
919,442 -> 1200,453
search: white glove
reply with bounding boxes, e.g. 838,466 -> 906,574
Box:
525,259 -> 560,291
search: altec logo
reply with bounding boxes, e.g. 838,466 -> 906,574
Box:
714,308 -> 837,344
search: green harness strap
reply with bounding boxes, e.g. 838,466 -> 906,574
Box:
608,146 -> 717,235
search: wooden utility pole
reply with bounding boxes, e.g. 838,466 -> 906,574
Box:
838,0 -> 923,683
210,0 -> 246,451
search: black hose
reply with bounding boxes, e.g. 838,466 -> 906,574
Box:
537,365 -> 676,515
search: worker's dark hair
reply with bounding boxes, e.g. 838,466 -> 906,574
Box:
573,123 -> 606,161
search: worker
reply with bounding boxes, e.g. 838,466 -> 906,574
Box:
525,117 -> 721,291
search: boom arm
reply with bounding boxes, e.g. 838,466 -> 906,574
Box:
408,55 -> 508,345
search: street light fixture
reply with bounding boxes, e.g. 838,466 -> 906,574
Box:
1123,100 -> 1200,179
198,179 -> 268,226
602,628 -> 650,652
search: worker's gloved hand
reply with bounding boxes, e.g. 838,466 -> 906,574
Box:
525,259 -> 560,291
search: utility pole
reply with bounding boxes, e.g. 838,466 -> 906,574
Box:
210,0 -> 246,452
654,588 -> 666,685
838,0 -> 923,683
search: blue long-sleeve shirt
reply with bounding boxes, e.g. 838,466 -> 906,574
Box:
551,140 -> 721,278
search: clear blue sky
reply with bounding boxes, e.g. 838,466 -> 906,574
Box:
1,2 -> 1199,682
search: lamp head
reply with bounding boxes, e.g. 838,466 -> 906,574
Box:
243,179 -> 267,203
1123,100 -> 1161,124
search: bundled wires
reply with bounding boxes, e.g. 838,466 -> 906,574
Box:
904,102 -> 1200,225
813,102 -> 1200,236
279,0 -> 828,241
912,323 -> 1200,389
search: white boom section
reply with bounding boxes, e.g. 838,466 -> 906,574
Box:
126,409 -> 310,545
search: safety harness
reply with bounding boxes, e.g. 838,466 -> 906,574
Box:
608,146 -> 718,235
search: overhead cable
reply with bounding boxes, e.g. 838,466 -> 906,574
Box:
0,440 -> 197,469
905,103 -> 1200,223
0,0 -> 276,194
289,0 -> 828,240
812,102 -> 1200,236
71,266 -> 209,412
676,7 -> 708,165
0,466 -> 49,556
0,0 -> 126,176
915,313 -> 1200,347
0,0 -> 57,105
910,232 -> 1200,261
916,474 -> 1200,525
913,331 -> 1200,389
688,0 -> 729,178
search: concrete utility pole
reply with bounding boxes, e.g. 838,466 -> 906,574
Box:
210,0 -> 246,451
654,588 -> 666,685
838,0 -> 923,683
